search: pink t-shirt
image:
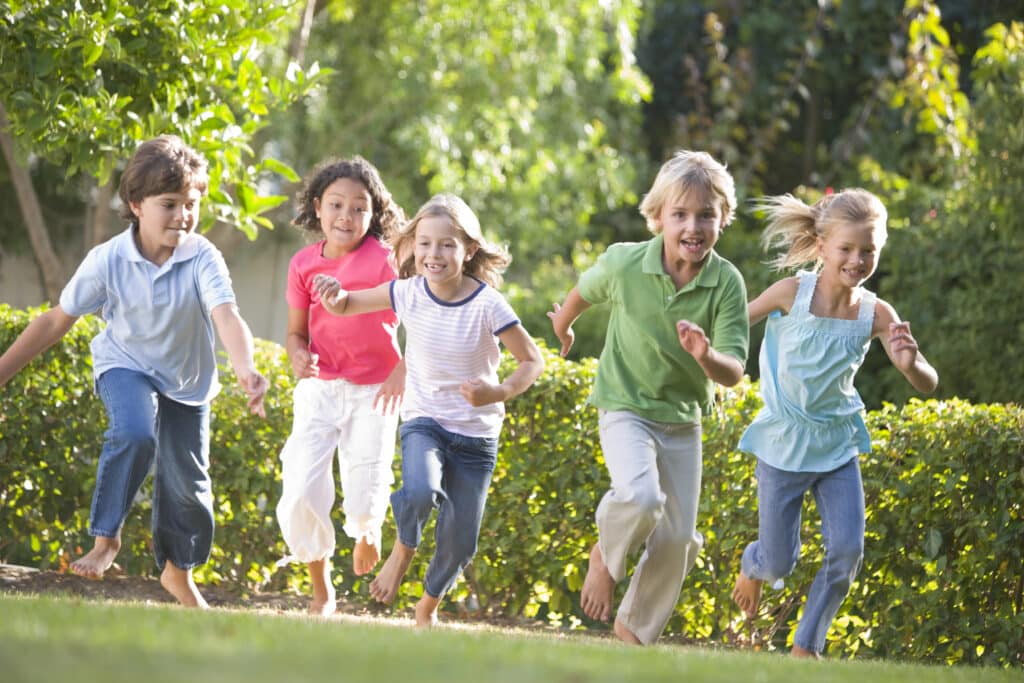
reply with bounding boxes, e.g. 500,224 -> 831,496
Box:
286,236 -> 400,384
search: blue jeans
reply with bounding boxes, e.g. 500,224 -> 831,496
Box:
740,457 -> 865,654
92,369 -> 213,570
392,417 -> 498,599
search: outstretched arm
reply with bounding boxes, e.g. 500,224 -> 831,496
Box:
459,325 -> 545,407
676,320 -> 744,387
547,287 -> 591,357
748,276 -> 799,326
874,300 -> 938,394
212,303 -> 269,417
0,306 -> 78,387
312,275 -> 392,317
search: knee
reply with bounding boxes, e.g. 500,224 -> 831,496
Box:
399,484 -> 440,515
625,483 -> 665,522
110,423 -> 157,453
828,539 -> 864,582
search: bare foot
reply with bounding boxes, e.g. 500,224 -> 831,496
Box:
580,543 -> 615,622
415,594 -> 441,628
369,542 -> 415,604
613,617 -> 642,645
69,536 -> 121,579
791,645 -> 821,660
308,558 -> 336,617
159,562 -> 209,609
732,570 -> 763,619
352,538 -> 380,576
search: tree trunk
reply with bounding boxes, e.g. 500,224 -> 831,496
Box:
89,173 -> 115,248
0,101 -> 66,302
288,0 -> 322,64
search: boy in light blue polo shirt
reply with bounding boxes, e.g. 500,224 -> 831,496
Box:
0,136 -> 268,608
549,150 -> 748,644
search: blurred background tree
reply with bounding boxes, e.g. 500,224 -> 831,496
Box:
1,0 -> 1020,405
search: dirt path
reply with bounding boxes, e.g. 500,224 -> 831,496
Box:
0,563 -> 386,616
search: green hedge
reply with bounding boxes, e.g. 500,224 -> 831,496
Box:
1,304 -> 1020,666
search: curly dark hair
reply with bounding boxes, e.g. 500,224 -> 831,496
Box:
292,156 -> 405,242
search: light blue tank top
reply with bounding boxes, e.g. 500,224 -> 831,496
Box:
739,271 -> 876,472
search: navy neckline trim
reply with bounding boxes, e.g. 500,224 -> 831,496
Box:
421,276 -> 486,307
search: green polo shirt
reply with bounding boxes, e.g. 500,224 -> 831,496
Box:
578,234 -> 749,424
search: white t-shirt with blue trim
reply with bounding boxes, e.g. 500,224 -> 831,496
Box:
390,275 -> 520,438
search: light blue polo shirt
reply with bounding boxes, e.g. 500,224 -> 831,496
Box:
59,227 -> 237,405
578,234 -> 749,424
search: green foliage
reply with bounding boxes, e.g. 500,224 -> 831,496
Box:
0,0 -> 328,238
268,0 -> 650,359
869,22 -> 1024,406
1,304 -> 1021,666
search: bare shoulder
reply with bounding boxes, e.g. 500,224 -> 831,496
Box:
761,275 -> 800,314
872,297 -> 900,338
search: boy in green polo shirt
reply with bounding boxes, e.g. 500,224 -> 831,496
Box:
549,150 -> 748,645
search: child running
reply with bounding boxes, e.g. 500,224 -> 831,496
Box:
312,193 -> 544,627
275,157 -> 406,616
548,150 -> 749,645
731,188 -> 938,658
0,135 -> 268,607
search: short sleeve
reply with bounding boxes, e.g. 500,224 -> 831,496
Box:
286,253 -> 312,310
710,265 -> 749,365
389,277 -> 411,318
488,289 -> 520,336
194,242 -> 236,313
59,246 -> 107,316
577,246 -> 618,305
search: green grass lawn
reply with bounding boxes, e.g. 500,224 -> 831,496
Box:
0,593 -> 1016,683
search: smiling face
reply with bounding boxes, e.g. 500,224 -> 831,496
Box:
414,215 -> 476,299
817,220 -> 883,288
657,189 -> 725,274
315,177 -> 373,258
130,188 -> 202,265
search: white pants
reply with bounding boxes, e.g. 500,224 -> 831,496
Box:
596,410 -> 703,644
276,377 -> 398,563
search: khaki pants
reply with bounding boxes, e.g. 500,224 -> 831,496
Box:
596,410 -> 703,644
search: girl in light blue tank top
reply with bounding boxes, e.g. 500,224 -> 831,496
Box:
731,189 -> 939,658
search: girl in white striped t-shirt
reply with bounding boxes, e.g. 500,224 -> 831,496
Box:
312,193 -> 544,627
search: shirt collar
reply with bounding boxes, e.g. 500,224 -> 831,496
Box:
115,226 -> 200,265
641,233 -> 723,288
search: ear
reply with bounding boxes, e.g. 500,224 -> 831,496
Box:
129,200 -> 143,220
465,247 -> 478,262
313,197 -> 321,219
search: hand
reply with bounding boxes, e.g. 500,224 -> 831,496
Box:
887,321 -> 920,372
459,378 -> 503,407
238,369 -> 269,418
373,370 -> 405,415
312,274 -> 347,307
547,302 -> 575,357
290,349 -> 320,379
676,319 -> 710,360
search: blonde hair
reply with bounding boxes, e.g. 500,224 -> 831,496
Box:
757,188 -> 888,272
391,193 -> 511,288
639,150 -> 737,233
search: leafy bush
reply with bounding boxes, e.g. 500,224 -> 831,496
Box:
1,304 -> 1021,666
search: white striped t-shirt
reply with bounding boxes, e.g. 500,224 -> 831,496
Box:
390,275 -> 520,438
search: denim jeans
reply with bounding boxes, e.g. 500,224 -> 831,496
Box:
92,368 -> 213,570
740,457 -> 865,654
391,417 -> 498,599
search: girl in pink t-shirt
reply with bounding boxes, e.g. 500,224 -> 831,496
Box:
276,157 -> 406,616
